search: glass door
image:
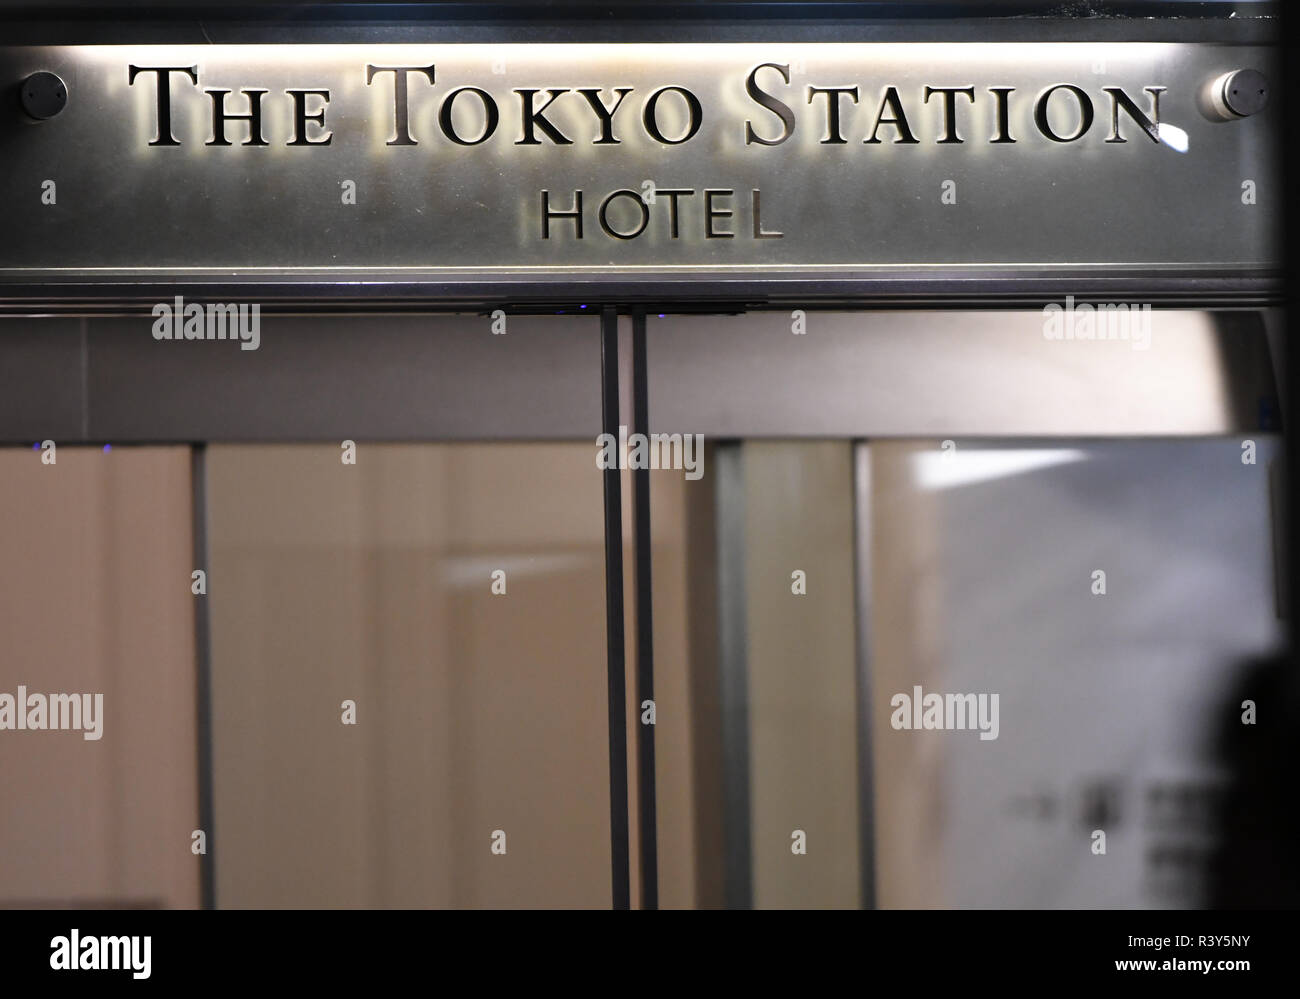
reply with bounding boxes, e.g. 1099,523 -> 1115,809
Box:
0,304 -> 1286,908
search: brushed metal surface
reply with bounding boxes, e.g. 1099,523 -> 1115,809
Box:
0,43 -> 1278,285
0,309 -> 1274,442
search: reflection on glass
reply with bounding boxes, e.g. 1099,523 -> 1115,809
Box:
206,443 -> 611,908
871,439 -> 1285,908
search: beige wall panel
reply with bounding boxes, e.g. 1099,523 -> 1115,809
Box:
744,442 -> 860,908
0,446 -> 199,908
208,443 -> 630,907
868,441 -> 949,909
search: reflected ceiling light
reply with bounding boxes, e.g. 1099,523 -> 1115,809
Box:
1157,122 -> 1190,153
437,553 -> 587,587
913,448 -> 1087,491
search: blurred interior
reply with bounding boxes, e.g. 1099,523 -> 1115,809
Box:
0,308 -> 1289,908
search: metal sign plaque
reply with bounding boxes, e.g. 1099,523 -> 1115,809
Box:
1,43 -> 1279,286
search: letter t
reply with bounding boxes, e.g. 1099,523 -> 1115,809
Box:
365,64 -> 436,146
128,65 -> 199,146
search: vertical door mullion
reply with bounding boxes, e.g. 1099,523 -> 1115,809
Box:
600,306 -> 631,910
191,444 -> 217,910
631,308 -> 659,909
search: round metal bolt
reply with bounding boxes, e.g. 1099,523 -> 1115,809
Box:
1209,69 -> 1268,120
20,71 -> 68,120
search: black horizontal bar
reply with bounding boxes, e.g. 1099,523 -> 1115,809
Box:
0,273 -> 1283,315
0,2 -> 1280,23
0,8 -> 1276,44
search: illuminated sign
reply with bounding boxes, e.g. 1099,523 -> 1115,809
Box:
1,44 -> 1279,282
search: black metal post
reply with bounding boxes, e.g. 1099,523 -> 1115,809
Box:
191,444 -> 216,910
600,306 -> 631,910
631,307 -> 659,909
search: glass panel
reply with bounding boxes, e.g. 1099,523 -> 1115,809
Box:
641,439 -> 861,908
870,438 -> 1286,908
636,463 -> 706,909
206,442 -> 611,908
743,442 -> 860,909
0,445 -> 199,908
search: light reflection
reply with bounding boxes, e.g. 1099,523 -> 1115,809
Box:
1158,122 -> 1190,153
912,448 -> 1087,490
